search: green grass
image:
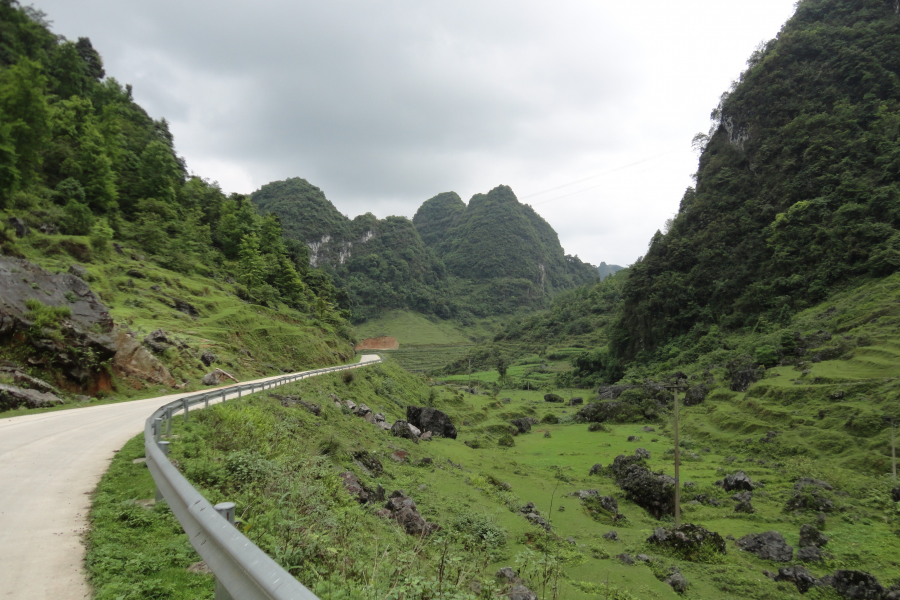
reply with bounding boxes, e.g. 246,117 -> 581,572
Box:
355,310 -> 486,347
91,355 -> 900,600
0,230 -> 354,417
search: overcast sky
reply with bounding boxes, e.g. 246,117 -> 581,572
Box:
35,0 -> 797,267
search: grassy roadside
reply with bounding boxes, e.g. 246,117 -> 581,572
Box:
88,355 -> 900,600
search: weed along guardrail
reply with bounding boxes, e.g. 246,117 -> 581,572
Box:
143,357 -> 382,600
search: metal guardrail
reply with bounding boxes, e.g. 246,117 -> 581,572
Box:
143,357 -> 382,600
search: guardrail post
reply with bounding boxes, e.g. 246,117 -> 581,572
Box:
204,394 -> 209,409
165,408 -> 173,435
221,390 -> 226,404
213,502 -> 237,600
183,399 -> 189,423
238,386 -> 242,399
153,417 -> 162,443
155,441 -> 170,502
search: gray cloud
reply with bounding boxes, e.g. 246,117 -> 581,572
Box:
37,0 -> 797,266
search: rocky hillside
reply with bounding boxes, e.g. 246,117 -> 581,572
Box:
0,3 -> 354,412
611,0 -> 900,361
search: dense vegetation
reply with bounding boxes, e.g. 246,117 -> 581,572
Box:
251,180 -> 598,323
0,1 -> 349,321
610,0 -> 900,364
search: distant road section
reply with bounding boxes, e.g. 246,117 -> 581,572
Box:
355,336 -> 399,350
0,355 -> 380,600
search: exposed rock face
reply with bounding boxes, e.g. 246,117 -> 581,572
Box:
831,570 -> 893,600
0,366 -> 59,395
0,383 -> 63,410
0,256 -> 117,386
736,531 -> 793,562
647,524 -> 727,559
8,217 -> 29,238
406,406 -> 457,439
201,369 -> 238,386
113,330 -> 176,387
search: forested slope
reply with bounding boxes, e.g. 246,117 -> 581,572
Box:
0,1 -> 353,405
252,179 -> 598,323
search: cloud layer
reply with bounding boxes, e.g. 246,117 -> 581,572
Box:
37,0 -> 797,266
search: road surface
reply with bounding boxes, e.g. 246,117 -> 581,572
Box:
0,355 -> 380,599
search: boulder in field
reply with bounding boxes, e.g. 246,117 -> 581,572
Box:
202,369 -> 238,386
544,393 -> 564,403
736,531 -> 793,562
406,406 -> 457,438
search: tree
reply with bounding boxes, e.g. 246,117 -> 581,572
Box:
238,233 -> 266,289
74,37 -> 104,80
0,57 -> 50,185
137,140 -> 180,204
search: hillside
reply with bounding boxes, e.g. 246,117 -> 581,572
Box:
610,0 -> 900,362
598,262 -> 624,279
252,179 -> 598,323
0,2 -> 354,412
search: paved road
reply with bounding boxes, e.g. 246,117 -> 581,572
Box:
0,355 -> 381,600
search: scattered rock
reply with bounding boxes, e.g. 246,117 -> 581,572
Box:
733,490 -> 755,513
797,546 -> 823,562
569,396 -> 583,406
511,418 -> 532,434
38,223 -> 58,235
799,524 -> 829,548
496,567 -> 520,583
200,351 -> 217,366
617,553 -> 634,565
603,530 -> 618,541
774,566 -> 818,594
665,569 -> 689,594
268,393 -> 321,415
406,406 -> 457,439
354,403 -> 372,417
831,570 -> 891,600
610,454 -> 675,519
383,490 -> 440,536
508,584 -> 538,600
518,502 -> 550,531
126,268 -> 145,279
0,383 -> 64,410
143,329 -> 171,354
390,420 -> 419,442
201,369 -> 238,386
683,384 -> 708,406
892,487 -> 900,503
721,471 -> 755,492
627,435 -> 639,442
736,531 -> 793,562
543,393 -> 564,403
113,330 -> 176,387
8,217 -> 29,238
589,463 -> 603,476
642,426 -> 656,432
0,367 -> 60,395
340,471 -> 371,503
729,361 -> 764,392
647,524 -> 727,559
174,299 -> 199,317
502,397 -> 511,404
420,431 -> 433,441
786,479 -> 836,513
831,390 -> 845,400
390,451 -> 409,463
635,554 -> 650,562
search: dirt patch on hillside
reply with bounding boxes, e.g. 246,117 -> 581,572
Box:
356,336 -> 399,350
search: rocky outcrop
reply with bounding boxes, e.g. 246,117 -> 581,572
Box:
113,330 -> 176,387
406,406 -> 457,439
647,524 -> 726,559
0,366 -> 59,395
269,393 -> 321,415
202,369 -> 238,386
736,531 -> 793,562
377,490 -> 440,536
510,418 -> 532,434
720,471 -> 755,492
607,453 -> 675,519
0,383 -> 63,410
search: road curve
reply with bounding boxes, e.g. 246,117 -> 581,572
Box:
0,355 -> 381,600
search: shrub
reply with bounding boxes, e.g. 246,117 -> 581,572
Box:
541,413 -> 558,424
498,433 -> 515,447
452,512 -> 508,551
754,345 -> 778,366
62,199 -> 94,235
588,422 -> 610,432
224,450 -> 274,485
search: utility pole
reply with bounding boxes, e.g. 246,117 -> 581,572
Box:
892,418 -> 897,481
674,385 -> 681,528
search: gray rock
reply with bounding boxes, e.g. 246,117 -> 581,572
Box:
797,546 -> 823,562
390,420 -> 419,442
373,412 -> 386,422
722,471 -> 755,491
736,531 -> 793,562
406,405 -> 456,438
201,369 -> 238,386
420,431 -> 433,441
799,524 -> 828,548
200,351 -> 217,367
495,567 -> 519,583
774,566 -> 818,594
510,418 -> 532,434
67,264 -> 88,280
0,383 -> 64,410
589,463 -> 603,475
0,367 -> 60,395
8,217 -> 29,238
642,426 -> 656,432
635,447 -> 651,460
603,530 -> 618,541
354,403 -> 372,417
543,393 -> 564,403
831,570 -> 890,600
508,584 -> 537,600
144,330 -> 171,354
683,384 -> 708,406
569,397 -> 583,405
617,553 -> 634,565
665,570 -> 689,593
174,299 -> 199,317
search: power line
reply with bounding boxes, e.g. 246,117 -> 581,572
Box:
522,148 -> 681,203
